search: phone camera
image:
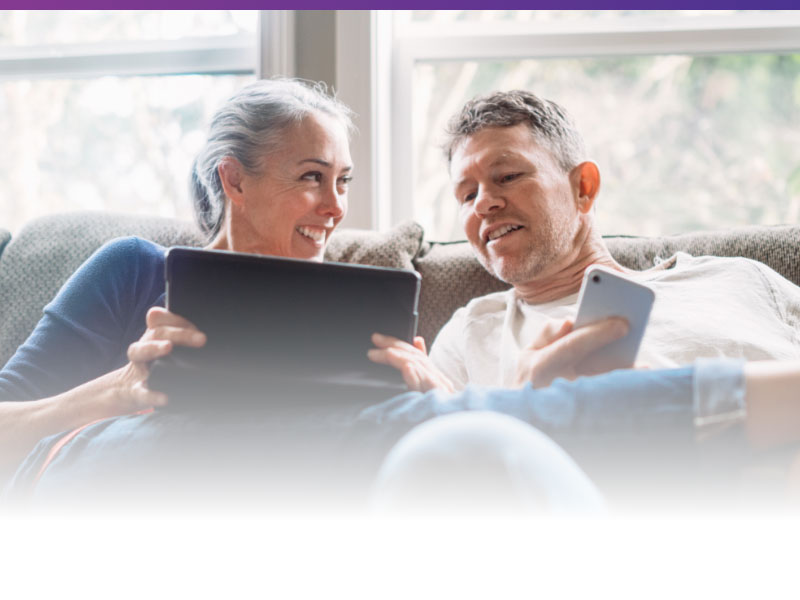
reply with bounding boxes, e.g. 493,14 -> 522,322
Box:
592,274 -> 601,284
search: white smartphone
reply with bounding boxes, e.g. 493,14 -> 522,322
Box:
573,265 -> 655,370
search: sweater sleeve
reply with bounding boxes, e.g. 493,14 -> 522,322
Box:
0,237 -> 166,401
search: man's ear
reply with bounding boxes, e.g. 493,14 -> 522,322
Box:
570,161 -> 601,214
218,158 -> 246,207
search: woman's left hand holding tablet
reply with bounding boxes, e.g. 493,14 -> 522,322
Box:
107,307 -> 206,412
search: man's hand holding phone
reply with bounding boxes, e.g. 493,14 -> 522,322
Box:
515,266 -> 655,388
514,316 -> 630,388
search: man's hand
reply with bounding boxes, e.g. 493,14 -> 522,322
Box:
515,317 -> 630,388
368,333 -> 456,393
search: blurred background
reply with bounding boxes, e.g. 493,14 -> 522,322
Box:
1,10 -> 799,239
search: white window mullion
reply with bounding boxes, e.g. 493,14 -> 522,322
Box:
374,10 -> 394,232
335,10 -> 377,231
389,35 -> 416,227
257,10 -> 295,78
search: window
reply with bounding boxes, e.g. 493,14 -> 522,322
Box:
387,10 -> 800,240
0,10 -> 258,234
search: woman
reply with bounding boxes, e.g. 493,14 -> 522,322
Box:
0,78 -> 355,482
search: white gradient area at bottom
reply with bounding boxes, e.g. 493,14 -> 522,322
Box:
1,514 -> 798,599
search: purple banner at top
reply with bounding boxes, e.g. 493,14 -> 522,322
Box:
5,4 -> 800,10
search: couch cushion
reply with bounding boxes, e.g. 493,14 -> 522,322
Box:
324,220 -> 422,271
414,224 -> 800,345
0,212 -> 423,368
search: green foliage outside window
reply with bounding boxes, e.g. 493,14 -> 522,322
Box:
413,53 -> 800,240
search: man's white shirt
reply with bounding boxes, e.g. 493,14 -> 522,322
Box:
430,253 -> 800,389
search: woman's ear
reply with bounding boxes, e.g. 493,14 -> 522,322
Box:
218,158 -> 246,207
570,161 -> 601,214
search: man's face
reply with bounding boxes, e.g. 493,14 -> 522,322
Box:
450,124 -> 581,285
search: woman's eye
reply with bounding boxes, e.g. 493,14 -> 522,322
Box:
338,175 -> 353,186
301,172 -> 323,182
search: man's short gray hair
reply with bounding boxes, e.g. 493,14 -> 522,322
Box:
444,90 -> 586,172
190,78 -> 354,238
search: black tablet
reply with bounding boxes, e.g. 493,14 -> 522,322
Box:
148,247 -> 421,403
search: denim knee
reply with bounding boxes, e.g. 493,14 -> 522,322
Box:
371,411 -> 605,514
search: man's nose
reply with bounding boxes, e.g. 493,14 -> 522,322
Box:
474,186 -> 504,216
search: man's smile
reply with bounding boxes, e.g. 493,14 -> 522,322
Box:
484,223 -> 524,244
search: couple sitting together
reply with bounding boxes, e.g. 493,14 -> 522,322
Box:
1,79 -> 799,513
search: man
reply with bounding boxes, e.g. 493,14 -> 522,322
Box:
363,90 -> 800,511
370,90 -> 800,392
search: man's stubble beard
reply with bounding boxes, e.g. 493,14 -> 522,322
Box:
477,217 -> 578,285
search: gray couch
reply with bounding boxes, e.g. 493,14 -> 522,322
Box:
1,211 -> 799,369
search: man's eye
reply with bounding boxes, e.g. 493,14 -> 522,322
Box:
302,172 -> 323,182
499,173 -> 521,183
461,191 -> 477,204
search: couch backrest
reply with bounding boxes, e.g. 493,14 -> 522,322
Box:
2,212 -> 798,369
604,225 -> 800,282
0,213 -> 204,367
0,212 -> 423,367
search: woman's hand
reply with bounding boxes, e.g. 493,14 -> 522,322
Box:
0,308 -> 207,478
368,333 -> 456,393
514,317 -> 630,388
105,307 -> 207,413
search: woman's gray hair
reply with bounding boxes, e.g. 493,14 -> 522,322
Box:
443,90 -> 586,173
190,78 -> 354,238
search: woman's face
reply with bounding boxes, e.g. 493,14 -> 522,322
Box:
228,111 -> 352,261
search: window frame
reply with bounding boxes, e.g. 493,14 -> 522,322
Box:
0,10 -> 300,233
0,11 -> 296,80
384,10 -> 800,231
5,11 -> 800,234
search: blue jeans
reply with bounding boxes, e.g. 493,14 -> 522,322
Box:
361,359 -> 746,512
359,367 -> 696,432
6,360 -> 746,512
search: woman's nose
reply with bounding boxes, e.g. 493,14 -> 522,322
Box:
319,185 -> 346,218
